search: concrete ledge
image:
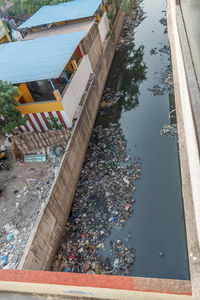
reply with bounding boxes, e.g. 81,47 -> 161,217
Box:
0,270 -> 192,299
18,8 -> 125,271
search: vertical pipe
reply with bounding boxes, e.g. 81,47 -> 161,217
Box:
63,71 -> 70,83
50,80 -> 56,91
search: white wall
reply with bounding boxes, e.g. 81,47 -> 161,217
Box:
98,12 -> 110,44
62,55 -> 91,124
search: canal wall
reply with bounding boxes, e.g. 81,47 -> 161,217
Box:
166,0 -> 200,299
18,8 -> 124,271
80,22 -> 103,71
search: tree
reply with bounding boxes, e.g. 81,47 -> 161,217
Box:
107,0 -> 135,19
20,0 -> 70,14
0,0 -> 70,16
0,81 -> 27,135
0,0 -> 10,8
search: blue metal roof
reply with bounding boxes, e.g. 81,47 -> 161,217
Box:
18,0 -> 102,30
0,31 -> 86,84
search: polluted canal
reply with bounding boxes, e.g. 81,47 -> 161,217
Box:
52,0 -> 189,280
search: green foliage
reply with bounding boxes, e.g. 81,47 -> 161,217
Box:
0,0 -> 9,8
0,0 -> 71,16
120,0 -> 135,11
107,0 -> 134,20
0,81 -> 28,135
107,10 -> 114,20
46,116 -> 63,130
20,0 -> 70,14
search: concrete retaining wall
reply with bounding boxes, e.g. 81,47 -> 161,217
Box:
98,13 -> 110,44
80,22 -> 103,71
18,8 -> 124,271
62,55 -> 92,124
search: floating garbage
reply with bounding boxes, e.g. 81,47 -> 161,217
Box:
52,123 -> 141,275
159,251 -> 165,257
160,124 -> 178,141
150,48 -> 157,55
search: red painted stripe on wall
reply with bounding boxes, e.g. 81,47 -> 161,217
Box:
21,111 -> 69,132
27,115 -> 37,132
41,113 -> 49,129
77,45 -> 83,58
56,111 -> 67,128
24,123 -> 30,132
33,113 -> 45,131
48,111 -> 54,119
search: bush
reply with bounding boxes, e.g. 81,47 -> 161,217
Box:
0,81 -> 27,135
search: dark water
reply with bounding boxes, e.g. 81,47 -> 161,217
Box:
96,0 -> 189,279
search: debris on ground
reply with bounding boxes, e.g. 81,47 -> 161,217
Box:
0,141 -> 65,269
12,129 -> 70,160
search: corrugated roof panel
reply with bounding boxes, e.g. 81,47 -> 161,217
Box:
0,31 -> 86,84
18,0 -> 102,29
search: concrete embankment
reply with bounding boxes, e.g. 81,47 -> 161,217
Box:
18,9 -> 124,271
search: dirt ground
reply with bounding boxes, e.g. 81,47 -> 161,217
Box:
0,137 -> 63,269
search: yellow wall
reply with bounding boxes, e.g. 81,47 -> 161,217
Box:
0,18 -> 11,44
16,83 -> 35,103
64,60 -> 74,74
17,90 -> 64,115
64,49 -> 81,75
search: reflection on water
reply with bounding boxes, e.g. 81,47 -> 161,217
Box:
95,0 -> 189,280
107,44 -> 147,111
96,44 -> 147,127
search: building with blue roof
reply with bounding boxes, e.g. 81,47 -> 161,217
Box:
18,0 -> 104,30
0,30 -> 94,131
0,0 -> 110,132
0,31 -> 86,84
18,0 -> 109,49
